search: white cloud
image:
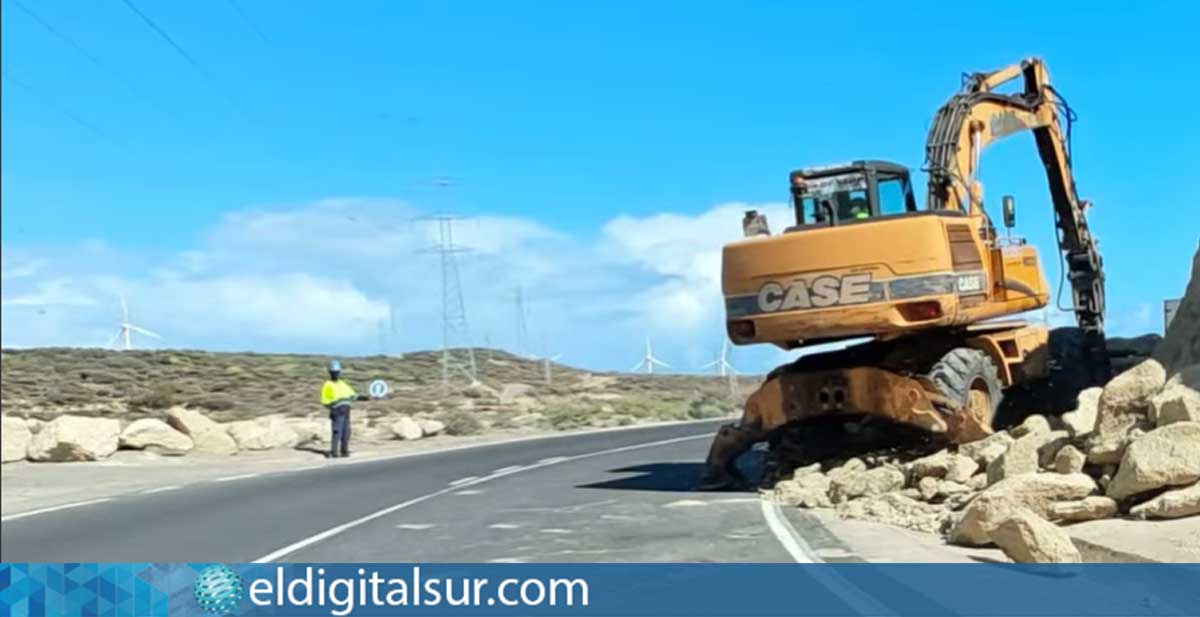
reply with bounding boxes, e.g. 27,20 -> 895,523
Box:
0,197 -> 796,369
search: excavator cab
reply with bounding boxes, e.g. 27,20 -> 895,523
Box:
789,161 -> 919,228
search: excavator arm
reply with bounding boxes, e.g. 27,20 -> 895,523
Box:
923,58 -> 1107,374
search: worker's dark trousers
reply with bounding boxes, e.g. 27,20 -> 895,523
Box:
329,405 -> 351,457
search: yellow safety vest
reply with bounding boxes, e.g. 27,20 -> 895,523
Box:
321,379 -> 357,407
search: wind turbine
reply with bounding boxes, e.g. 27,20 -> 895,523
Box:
109,294 -> 161,350
631,337 -> 670,374
701,340 -> 740,377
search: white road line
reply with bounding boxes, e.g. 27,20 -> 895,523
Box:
1,419 -> 727,523
448,476 -> 479,487
213,473 -> 260,482
1,498 -> 113,522
492,465 -> 524,475
253,433 -> 708,563
759,499 -> 818,563
759,501 -> 892,615
140,485 -> 183,495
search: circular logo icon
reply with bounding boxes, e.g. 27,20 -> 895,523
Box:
369,379 -> 390,398
193,564 -> 244,616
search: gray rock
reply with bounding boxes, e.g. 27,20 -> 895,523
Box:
909,450 -> 979,484
1107,421 -> 1200,500
1011,415 -> 1051,438
28,416 -> 120,462
990,508 -> 1082,563
987,431 -> 1062,485
830,467 -> 905,503
119,419 -> 193,456
1053,445 -> 1087,475
166,406 -> 238,455
416,418 -> 446,437
1129,481 -> 1200,519
773,473 -> 832,509
949,473 -> 1096,546
226,421 -> 274,451
1047,496 -> 1118,522
391,416 -> 424,441
1085,359 -> 1165,457
1,416 -> 31,463
1061,387 -> 1102,438
1036,431 -> 1073,469
1151,382 -> 1200,427
836,492 -> 950,535
958,432 -> 1014,468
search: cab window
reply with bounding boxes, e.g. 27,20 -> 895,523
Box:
877,178 -> 908,216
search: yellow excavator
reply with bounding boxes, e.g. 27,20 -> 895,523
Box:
702,57 -> 1109,488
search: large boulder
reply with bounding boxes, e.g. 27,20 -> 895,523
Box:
1046,496 -> 1118,522
1107,421 -> 1200,500
909,450 -> 979,484
1151,381 -> 1200,427
949,473 -> 1096,546
1129,481 -> 1200,520
416,418 -> 446,437
1060,388 -> 1102,438
285,418 -> 332,446
990,508 -> 1082,563
829,466 -> 905,503
1153,243 -> 1200,373
119,419 -> 193,455
1085,359 -> 1166,461
987,431 -> 1065,485
1,416 -> 32,463
226,421 -> 275,451
28,416 -> 120,462
253,417 -> 301,449
165,406 -> 238,455
390,416 -> 425,441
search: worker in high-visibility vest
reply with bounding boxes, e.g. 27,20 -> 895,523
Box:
320,359 -> 368,458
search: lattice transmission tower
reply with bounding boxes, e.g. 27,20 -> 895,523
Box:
418,215 -> 479,387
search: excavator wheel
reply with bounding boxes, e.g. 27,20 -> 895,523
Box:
928,347 -> 1003,431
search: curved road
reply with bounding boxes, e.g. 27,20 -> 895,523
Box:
1,420 -> 815,563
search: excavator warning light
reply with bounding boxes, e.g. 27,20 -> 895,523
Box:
897,300 -> 944,322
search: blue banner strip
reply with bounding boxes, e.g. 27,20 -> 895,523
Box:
2,563 -> 1198,617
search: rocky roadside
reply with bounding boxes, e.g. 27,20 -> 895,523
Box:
0,405 -> 451,464
766,359 -> 1199,563
765,241 -> 1200,564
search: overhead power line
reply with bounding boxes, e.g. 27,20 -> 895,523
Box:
225,0 -> 271,44
1,71 -> 128,150
7,0 -> 171,116
117,0 -> 253,120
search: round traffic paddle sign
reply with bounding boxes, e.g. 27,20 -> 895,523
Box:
368,379 -> 390,399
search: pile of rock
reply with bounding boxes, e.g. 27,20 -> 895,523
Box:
0,405 -> 449,463
768,358 -> 1200,562
768,245 -> 1200,562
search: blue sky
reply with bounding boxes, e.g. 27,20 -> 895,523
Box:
2,1 -> 1197,372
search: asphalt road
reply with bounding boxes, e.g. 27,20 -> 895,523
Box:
0,419 -> 801,563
